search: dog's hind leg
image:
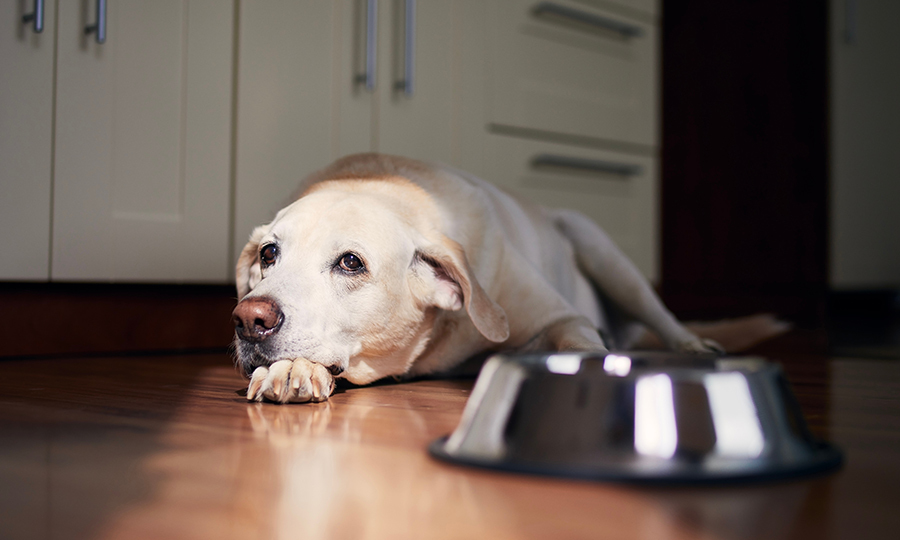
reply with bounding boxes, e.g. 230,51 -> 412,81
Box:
551,208 -> 717,353
520,314 -> 609,353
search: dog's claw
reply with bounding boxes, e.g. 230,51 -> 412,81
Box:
264,361 -> 294,403
675,337 -> 725,355
289,358 -> 314,402
247,366 -> 268,401
702,338 -> 726,354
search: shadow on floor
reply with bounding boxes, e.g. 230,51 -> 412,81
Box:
0,354 -> 231,540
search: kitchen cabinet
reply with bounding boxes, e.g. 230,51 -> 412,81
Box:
830,0 -> 900,288
235,0 -> 660,281
465,0 -> 661,280
3,0 -> 661,284
52,0 -> 234,282
481,135 -> 658,280
0,0 -> 234,282
233,0 -> 460,265
0,0 -> 55,279
486,0 -> 658,147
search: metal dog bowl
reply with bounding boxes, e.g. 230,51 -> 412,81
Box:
430,352 -> 842,484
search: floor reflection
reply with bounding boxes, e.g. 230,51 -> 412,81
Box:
241,388 -> 487,538
643,483 -> 814,540
0,355 -> 850,540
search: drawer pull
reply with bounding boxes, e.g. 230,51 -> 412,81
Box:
356,0 -> 378,90
85,0 -> 107,44
532,2 -> 643,39
531,154 -> 642,177
395,0 -> 416,95
22,0 -> 43,33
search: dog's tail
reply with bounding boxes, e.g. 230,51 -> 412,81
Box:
631,313 -> 792,353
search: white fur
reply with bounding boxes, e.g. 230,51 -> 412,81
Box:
234,154 -> 713,402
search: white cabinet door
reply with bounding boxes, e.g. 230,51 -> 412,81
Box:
376,0 -> 456,165
830,0 -> 900,288
234,0 -> 375,264
0,0 -> 55,279
234,0 -> 339,263
52,0 -> 233,282
336,0 -> 457,162
335,0 -> 375,158
234,0 -> 372,266
233,0 -> 462,269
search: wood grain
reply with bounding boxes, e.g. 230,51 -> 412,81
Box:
1,344 -> 898,539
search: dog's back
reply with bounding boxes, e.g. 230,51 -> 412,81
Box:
303,154 -> 605,327
301,154 -> 787,353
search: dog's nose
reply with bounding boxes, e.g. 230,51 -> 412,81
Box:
232,297 -> 284,343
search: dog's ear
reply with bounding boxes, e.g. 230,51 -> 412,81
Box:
236,226 -> 267,299
413,236 -> 510,343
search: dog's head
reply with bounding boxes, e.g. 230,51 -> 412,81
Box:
232,178 -> 509,384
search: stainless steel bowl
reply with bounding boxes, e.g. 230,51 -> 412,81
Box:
430,352 -> 842,483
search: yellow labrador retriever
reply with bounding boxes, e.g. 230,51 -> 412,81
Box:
233,154 -> 769,403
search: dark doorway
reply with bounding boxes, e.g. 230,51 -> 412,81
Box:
660,0 -> 829,326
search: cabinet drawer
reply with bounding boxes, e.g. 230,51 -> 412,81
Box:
486,0 -> 657,147
592,0 -> 658,17
483,134 -> 658,280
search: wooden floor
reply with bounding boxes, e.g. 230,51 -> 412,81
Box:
1,338 -> 899,539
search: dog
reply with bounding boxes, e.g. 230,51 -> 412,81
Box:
232,154 -> 785,403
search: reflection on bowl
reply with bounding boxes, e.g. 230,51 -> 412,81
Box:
430,352 -> 842,484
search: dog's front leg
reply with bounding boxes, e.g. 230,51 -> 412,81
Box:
247,358 -> 335,404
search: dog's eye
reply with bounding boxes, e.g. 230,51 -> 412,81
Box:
338,253 -> 365,273
260,244 -> 279,267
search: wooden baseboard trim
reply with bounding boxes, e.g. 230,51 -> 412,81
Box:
0,283 -> 238,359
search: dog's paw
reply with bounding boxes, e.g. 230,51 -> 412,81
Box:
674,337 -> 725,355
246,358 -> 335,404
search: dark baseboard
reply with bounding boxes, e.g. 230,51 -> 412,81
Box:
827,289 -> 900,359
0,282 -> 238,359
828,289 -> 900,318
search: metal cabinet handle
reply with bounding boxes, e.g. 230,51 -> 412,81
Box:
531,154 -> 642,177
85,0 -> 107,44
356,0 -> 378,90
532,2 -> 643,39
22,0 -> 43,33
395,0 -> 415,95
844,0 -> 857,44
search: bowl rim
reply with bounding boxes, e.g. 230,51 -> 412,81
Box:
429,435 -> 843,485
